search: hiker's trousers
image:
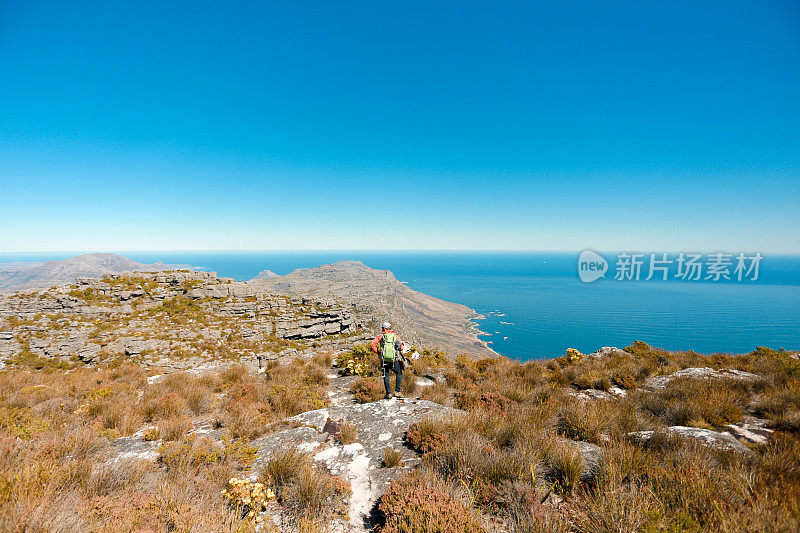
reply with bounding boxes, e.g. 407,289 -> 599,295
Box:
382,359 -> 402,394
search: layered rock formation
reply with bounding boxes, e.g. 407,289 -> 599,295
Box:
0,270 -> 359,367
250,260 -> 495,358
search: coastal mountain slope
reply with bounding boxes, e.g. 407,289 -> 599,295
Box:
251,269 -> 281,280
0,253 -> 181,292
249,260 -> 495,357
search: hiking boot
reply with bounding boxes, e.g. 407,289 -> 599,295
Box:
394,391 -> 403,398
384,393 -> 392,400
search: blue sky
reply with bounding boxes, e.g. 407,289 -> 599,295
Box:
1,1 -> 798,252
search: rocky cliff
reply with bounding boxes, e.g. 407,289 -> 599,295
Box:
0,270 -> 360,368
250,260 -> 495,358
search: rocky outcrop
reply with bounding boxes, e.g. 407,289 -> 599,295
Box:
251,270 -> 280,280
250,260 -> 495,358
628,426 -> 753,454
724,417 -> 774,445
0,270 -> 360,366
251,397 -> 454,530
643,367 -> 761,391
569,387 -> 627,401
112,427 -> 162,462
587,346 -> 629,358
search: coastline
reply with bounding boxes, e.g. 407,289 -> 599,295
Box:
251,260 -> 499,359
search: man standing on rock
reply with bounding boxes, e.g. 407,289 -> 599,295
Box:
370,321 -> 404,399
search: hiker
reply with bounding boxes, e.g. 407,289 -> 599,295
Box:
370,321 -> 403,399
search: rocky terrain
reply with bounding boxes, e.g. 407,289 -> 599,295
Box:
0,254 -> 494,358
251,260 -> 495,358
3,334 -> 798,532
0,260 -> 798,532
0,269 -> 361,369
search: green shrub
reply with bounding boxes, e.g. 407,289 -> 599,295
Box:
336,344 -> 379,376
624,340 -> 657,356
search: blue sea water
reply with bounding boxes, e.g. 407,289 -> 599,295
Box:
2,251 -> 798,359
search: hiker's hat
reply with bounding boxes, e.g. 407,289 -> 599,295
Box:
382,321 -> 392,329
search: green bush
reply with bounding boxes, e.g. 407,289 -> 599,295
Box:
336,344 -> 379,376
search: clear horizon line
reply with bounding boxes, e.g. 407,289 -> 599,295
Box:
2,248 -> 800,255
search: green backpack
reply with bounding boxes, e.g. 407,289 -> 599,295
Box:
381,333 -> 397,362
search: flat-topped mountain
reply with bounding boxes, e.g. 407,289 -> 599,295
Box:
249,260 -> 495,357
0,253 -> 184,292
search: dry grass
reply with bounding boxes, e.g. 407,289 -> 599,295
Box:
2,335 -> 799,531
0,356 -> 332,531
388,342 -> 800,531
350,377 -> 384,403
262,448 -> 350,526
383,448 -> 403,468
640,376 -> 751,428
338,420 -> 359,444
262,448 -> 312,492
401,368 -> 419,397
420,381 -> 450,405
159,413 -> 194,441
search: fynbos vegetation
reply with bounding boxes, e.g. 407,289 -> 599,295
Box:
0,272 -> 798,531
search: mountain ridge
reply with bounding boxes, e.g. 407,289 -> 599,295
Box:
249,259 -> 495,357
0,253 -> 187,292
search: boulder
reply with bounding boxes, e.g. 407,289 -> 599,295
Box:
569,389 -> 613,401
423,372 -> 446,384
203,285 -> 229,299
628,426 -> 752,454
112,428 -> 161,462
124,339 -> 159,356
643,367 -> 761,391
724,417 -> 774,445
573,441 -> 603,482
587,346 -> 629,358
325,321 -> 343,334
251,398 -> 454,530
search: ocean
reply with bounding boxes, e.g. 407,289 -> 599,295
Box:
2,251 -> 798,360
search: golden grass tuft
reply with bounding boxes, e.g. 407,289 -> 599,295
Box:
382,448 -> 403,468
338,420 -> 359,445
